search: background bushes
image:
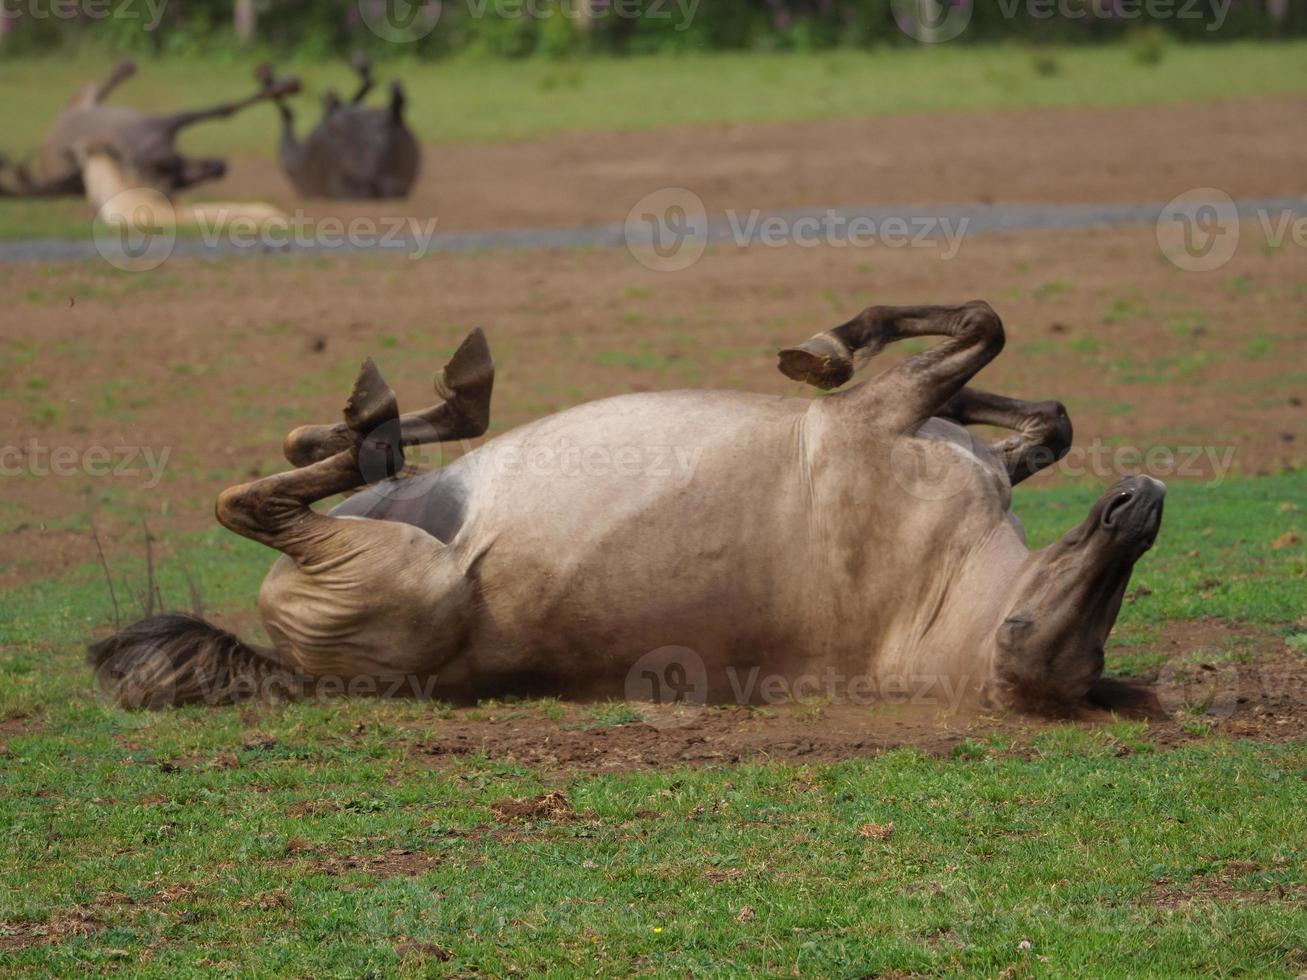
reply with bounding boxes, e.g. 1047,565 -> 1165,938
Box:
1,0 -> 1303,58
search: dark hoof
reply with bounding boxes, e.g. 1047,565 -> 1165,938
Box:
778,335 -> 854,390
440,327 -> 493,395
435,328 -> 494,437
344,358 -> 400,436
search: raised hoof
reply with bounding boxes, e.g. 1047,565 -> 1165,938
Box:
778,334 -> 854,390
343,358 -> 400,437
433,328 -> 494,437
439,327 -> 494,396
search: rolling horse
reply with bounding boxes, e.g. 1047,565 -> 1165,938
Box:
259,54 -> 420,200
0,60 -> 298,199
89,301 -> 1164,715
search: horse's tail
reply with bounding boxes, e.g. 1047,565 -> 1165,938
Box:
87,614 -> 299,710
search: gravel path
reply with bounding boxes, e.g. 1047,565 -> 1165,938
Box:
1,197 -> 1303,264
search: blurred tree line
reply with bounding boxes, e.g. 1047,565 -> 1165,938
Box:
0,0 -> 1302,58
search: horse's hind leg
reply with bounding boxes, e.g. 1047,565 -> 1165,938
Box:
217,360 -> 468,682
283,328 -> 494,468
349,52 -> 375,104
780,302 -> 1006,432
939,387 -> 1072,485
217,359 -> 403,561
159,75 -> 300,136
88,59 -> 137,105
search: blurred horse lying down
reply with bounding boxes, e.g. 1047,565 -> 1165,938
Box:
0,59 -> 297,200
89,303 -> 1165,716
260,54 -> 421,200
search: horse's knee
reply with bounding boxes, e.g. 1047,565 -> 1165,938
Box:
216,481 -> 299,539
215,483 -> 259,536
959,300 -> 1005,356
1035,400 -> 1073,460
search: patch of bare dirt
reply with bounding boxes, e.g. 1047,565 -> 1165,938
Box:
286,846 -> 447,879
1143,859 -> 1305,910
393,620 -> 1306,773
489,789 -> 580,821
0,883 -> 193,953
1126,619 -> 1307,747
201,96 -> 1307,233
0,715 -> 42,738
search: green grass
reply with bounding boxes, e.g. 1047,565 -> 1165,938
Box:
1,730 -> 1303,974
4,42 -> 1307,157
0,472 -> 1303,973
1014,471 -> 1303,625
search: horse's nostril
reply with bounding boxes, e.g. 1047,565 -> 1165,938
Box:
1102,491 -> 1133,527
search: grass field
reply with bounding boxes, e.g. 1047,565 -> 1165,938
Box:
1,473 -> 1304,973
4,42 -> 1307,156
